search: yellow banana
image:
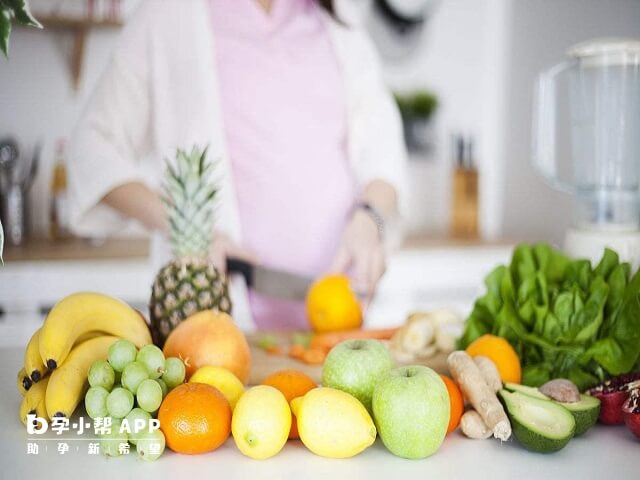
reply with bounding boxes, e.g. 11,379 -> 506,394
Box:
17,368 -> 32,396
39,292 -> 152,370
19,376 -> 49,425
24,328 -> 48,383
45,335 -> 119,418
21,330 -> 100,392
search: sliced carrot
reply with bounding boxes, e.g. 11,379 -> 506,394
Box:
288,344 -> 306,360
265,345 -> 283,355
310,327 -> 399,351
301,347 -> 326,365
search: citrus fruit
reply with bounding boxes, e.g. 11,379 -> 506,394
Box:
291,387 -> 376,458
158,382 -> 231,454
232,385 -> 291,459
306,275 -> 362,333
163,311 -> 251,383
261,369 -> 317,439
440,374 -> 464,433
465,334 -> 522,384
190,365 -> 245,410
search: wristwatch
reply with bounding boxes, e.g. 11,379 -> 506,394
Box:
357,202 -> 385,240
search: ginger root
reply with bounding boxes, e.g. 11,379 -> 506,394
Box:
460,410 -> 492,439
447,351 -> 512,441
473,355 -> 502,393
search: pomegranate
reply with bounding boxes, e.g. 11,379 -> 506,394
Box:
622,389 -> 640,439
588,372 -> 640,425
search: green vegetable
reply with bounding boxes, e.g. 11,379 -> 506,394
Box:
1,0 -> 41,56
458,243 -> 640,390
257,334 -> 279,350
291,332 -> 312,348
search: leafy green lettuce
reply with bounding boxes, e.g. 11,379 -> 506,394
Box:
458,243 -> 640,390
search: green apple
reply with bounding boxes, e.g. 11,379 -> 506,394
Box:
322,339 -> 394,412
372,365 -> 450,459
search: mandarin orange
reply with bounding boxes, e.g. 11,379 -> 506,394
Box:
158,382 -> 231,454
261,369 -> 317,439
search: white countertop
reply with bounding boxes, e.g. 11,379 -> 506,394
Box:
2,346 -> 639,480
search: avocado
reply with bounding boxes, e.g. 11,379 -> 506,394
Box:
499,390 -> 576,453
504,384 -> 600,436
504,382 -> 549,400
558,394 -> 600,436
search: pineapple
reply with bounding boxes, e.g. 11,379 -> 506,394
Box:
149,146 -> 232,346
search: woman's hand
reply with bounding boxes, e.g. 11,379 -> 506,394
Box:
209,231 -> 258,273
331,208 -> 386,304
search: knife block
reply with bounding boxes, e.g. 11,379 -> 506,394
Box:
450,167 -> 479,239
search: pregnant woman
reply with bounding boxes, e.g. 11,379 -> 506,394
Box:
69,0 -> 407,330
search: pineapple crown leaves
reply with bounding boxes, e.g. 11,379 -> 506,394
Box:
1,0 -> 42,57
162,145 -> 219,259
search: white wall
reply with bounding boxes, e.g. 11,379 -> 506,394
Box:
0,30 -> 116,236
374,0 -> 496,235
500,0 -> 640,244
0,1 -> 140,237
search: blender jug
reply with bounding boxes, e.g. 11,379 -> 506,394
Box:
532,38 -> 640,265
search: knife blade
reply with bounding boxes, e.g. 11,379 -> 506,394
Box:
226,257 -> 314,302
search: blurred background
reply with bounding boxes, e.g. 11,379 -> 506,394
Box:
1,0 -> 639,341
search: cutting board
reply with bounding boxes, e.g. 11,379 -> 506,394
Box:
247,332 -> 449,385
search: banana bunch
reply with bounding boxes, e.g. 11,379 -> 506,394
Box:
17,292 -> 153,424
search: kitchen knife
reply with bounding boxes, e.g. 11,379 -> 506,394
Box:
226,257 -> 314,302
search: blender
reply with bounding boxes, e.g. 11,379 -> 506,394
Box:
532,38 -> 640,267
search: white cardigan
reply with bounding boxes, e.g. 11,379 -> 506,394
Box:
69,0 -> 407,330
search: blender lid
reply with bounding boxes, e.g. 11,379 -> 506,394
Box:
568,37 -> 640,65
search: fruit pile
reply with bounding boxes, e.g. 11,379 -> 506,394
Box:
18,284 -> 639,464
444,335 -> 604,452
18,292 -> 152,425
159,338 -> 452,460
84,340 -> 187,460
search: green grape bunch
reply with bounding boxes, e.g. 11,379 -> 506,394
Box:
1,0 -> 42,56
84,339 -> 187,461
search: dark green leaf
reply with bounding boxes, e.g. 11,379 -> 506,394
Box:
6,0 -> 41,28
594,248 -> 619,279
459,242 -> 640,386
0,9 -> 10,56
522,364 -> 551,387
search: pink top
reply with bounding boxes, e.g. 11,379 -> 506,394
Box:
209,0 -> 357,330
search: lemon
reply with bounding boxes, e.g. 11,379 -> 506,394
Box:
291,387 -> 376,458
232,386 -> 291,459
189,366 -> 245,410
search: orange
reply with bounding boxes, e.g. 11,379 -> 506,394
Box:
306,275 -> 362,333
261,369 -> 317,439
163,311 -> 251,383
158,382 -> 231,454
465,334 -> 522,384
440,374 -> 464,434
